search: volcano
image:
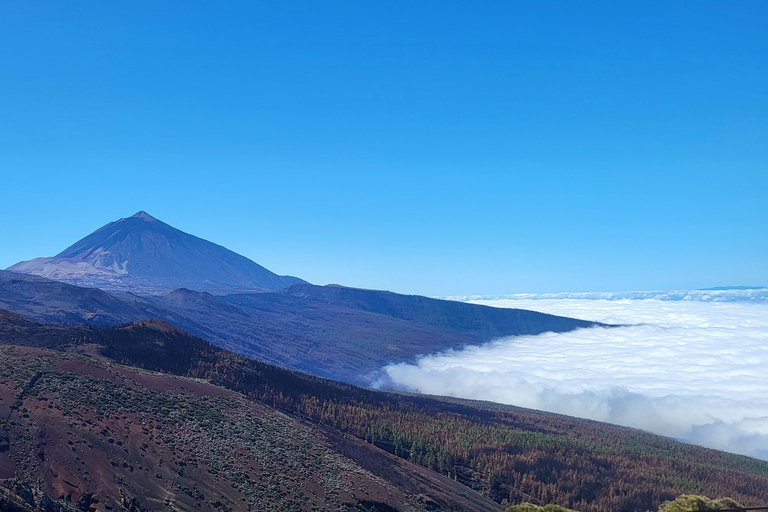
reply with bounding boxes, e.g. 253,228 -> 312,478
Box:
8,211 -> 305,294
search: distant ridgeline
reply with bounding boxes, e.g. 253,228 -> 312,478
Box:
0,268 -> 599,384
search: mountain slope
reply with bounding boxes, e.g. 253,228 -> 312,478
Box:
0,270 -> 153,325
3,313 -> 768,512
0,270 -> 212,335
281,283 -> 596,337
0,344 -> 498,512
0,270 -> 600,384
8,211 -> 304,294
155,286 -> 600,383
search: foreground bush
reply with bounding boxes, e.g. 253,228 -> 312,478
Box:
505,494 -> 745,512
659,494 -> 743,511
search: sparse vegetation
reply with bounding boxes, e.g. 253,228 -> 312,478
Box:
1,345 -> 490,511
505,504 -> 577,512
503,494 -> 746,512
658,494 -> 744,511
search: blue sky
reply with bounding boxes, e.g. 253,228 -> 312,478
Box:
1,1 -> 766,296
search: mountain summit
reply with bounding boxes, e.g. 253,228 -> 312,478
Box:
7,211 -> 305,294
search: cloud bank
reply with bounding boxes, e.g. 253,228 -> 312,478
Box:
445,286 -> 768,303
379,292 -> 768,459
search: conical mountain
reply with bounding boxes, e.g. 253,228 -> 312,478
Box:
8,211 -> 305,294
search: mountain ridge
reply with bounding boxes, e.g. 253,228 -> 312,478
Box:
0,269 -> 600,384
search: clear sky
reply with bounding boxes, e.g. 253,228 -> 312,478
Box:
1,1 -> 766,296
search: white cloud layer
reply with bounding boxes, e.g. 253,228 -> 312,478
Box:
445,286 -> 768,303
380,292 -> 768,460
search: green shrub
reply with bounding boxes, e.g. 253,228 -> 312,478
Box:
659,494 -> 743,511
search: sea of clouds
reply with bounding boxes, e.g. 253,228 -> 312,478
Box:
379,289 -> 768,459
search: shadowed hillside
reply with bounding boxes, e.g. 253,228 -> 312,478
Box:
0,270 -> 600,384
153,285 -> 600,383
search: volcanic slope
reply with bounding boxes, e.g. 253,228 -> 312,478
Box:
0,347 -> 498,511
2,311 -> 768,512
7,211 -> 304,294
150,283 -> 600,383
